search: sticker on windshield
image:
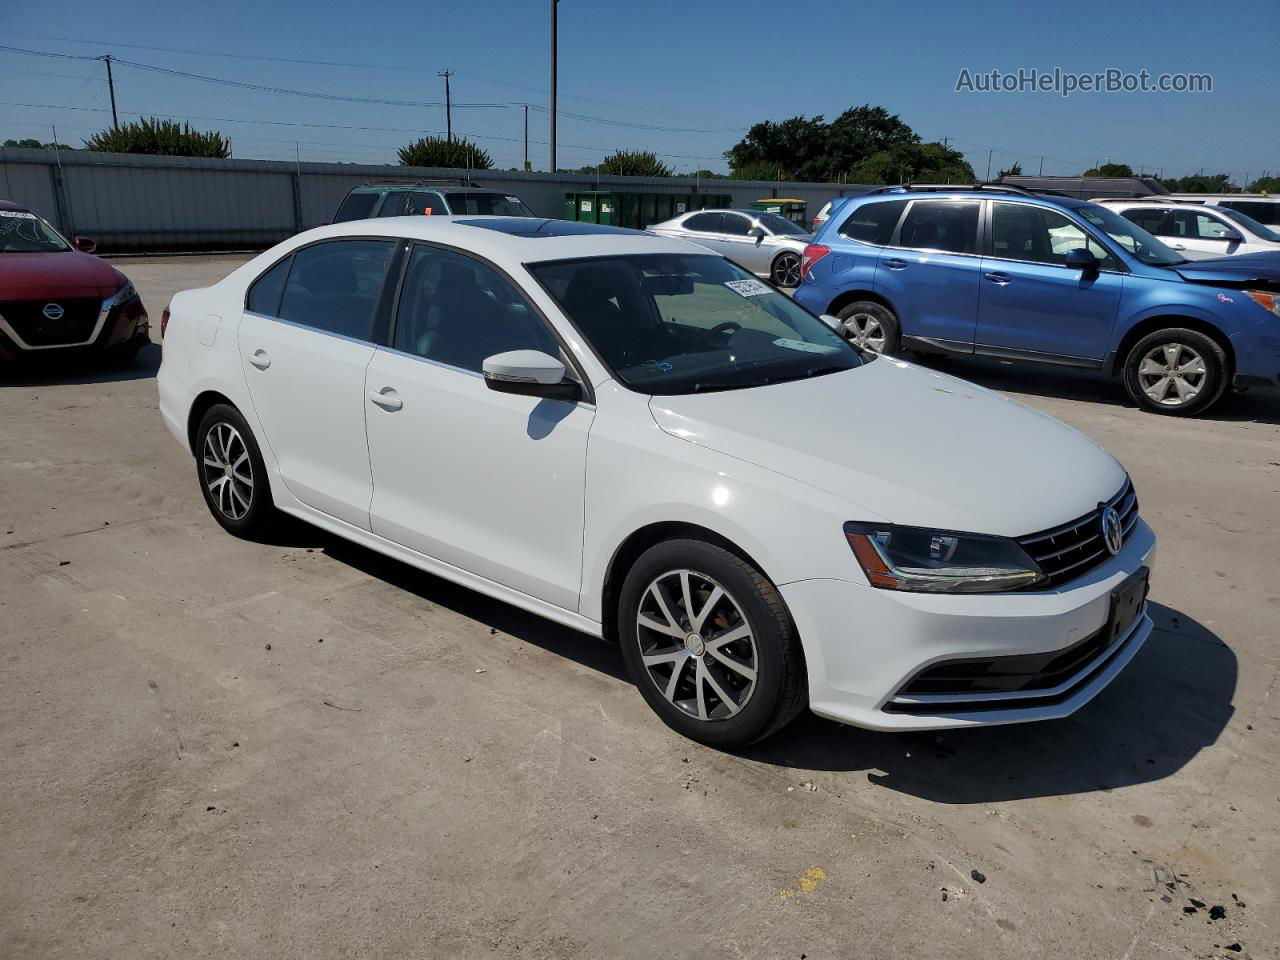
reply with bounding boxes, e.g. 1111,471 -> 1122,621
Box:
0,211 -> 37,219
773,338 -> 840,355
724,278 -> 773,297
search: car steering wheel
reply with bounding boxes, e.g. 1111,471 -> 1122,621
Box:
696,321 -> 742,348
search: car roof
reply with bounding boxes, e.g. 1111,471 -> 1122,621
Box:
272,216 -> 708,267
350,183 -> 505,195
0,199 -> 30,212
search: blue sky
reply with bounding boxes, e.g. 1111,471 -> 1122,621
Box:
1,0 -> 1276,183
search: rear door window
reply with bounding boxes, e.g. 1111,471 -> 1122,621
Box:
407,192 -> 445,216
1123,208 -> 1170,235
377,192 -> 409,217
333,192 -> 379,223
838,199 -> 907,245
246,256 -> 292,316
278,239 -> 396,341
896,200 -> 980,254
682,212 -> 724,233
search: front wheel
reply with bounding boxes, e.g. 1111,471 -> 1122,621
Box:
617,539 -> 807,748
835,300 -> 900,355
771,251 -> 802,288
1121,328 -> 1228,416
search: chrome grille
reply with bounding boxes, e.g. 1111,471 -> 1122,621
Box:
1018,480 -> 1138,589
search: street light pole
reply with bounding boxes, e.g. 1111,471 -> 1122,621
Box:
550,0 -> 558,172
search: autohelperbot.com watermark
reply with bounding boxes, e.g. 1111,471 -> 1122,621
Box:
955,67 -> 1212,98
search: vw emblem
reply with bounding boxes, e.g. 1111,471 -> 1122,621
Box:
41,303 -> 65,320
1101,506 -> 1124,556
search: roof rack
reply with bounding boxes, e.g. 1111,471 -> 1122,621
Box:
359,177 -> 478,188
866,182 -> 1070,199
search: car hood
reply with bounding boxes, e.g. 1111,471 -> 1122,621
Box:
647,359 -> 1126,538
1172,251 -> 1280,288
0,251 -> 125,300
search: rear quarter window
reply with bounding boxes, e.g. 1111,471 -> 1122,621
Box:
838,199 -> 908,245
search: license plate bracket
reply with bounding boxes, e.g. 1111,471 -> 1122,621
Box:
1108,567 -> 1149,643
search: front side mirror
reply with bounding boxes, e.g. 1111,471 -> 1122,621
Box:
73,235 -> 97,254
1065,247 -> 1099,271
1217,228 -> 1243,243
482,350 -> 580,401
747,225 -> 766,239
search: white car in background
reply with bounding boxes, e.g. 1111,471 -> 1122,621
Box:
158,216 -> 1155,747
1097,199 -> 1280,260
645,209 -> 810,287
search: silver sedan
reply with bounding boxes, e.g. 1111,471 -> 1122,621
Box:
645,209 -> 811,287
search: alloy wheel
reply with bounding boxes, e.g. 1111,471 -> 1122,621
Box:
202,422 -> 254,521
842,313 -> 886,352
635,569 -> 758,722
1137,342 -> 1207,407
773,253 -> 802,287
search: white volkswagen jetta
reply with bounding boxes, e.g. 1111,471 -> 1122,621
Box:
158,216 -> 1155,747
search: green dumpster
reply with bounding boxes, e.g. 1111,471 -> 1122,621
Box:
748,198 -> 809,225
562,191 -> 731,229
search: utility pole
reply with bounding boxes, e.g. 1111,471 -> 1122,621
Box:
550,0 -> 559,172
523,104 -> 529,171
438,70 -> 453,142
1039,156 -> 1044,175
100,55 -> 119,129
985,150 -> 992,181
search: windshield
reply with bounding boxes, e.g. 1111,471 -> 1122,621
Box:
0,210 -> 70,253
529,253 -> 862,396
445,193 -> 534,217
1075,203 -> 1184,266
1216,207 -> 1280,242
755,213 -> 810,236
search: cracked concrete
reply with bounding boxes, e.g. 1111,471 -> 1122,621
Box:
1,255 -> 1277,959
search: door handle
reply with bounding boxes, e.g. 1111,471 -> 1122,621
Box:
984,272 -> 1012,285
883,258 -> 908,270
248,349 -> 271,370
368,388 -> 403,411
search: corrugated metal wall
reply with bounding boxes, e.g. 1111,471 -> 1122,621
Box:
0,146 -> 875,252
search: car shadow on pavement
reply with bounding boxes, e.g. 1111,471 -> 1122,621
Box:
909,353 -> 1280,426
0,342 -> 161,387
743,601 -> 1237,803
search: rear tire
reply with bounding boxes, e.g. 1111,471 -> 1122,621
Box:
1121,327 -> 1228,416
617,539 -> 807,748
194,404 -> 277,538
836,300 -> 900,356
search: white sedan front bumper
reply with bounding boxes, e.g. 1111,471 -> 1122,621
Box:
780,518 -> 1158,731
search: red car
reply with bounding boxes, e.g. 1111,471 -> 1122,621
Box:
0,200 -> 148,364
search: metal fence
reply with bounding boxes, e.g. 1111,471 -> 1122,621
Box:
0,146 -> 876,252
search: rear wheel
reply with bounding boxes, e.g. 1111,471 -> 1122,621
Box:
1122,327 -> 1228,416
195,404 -> 277,537
836,300 -> 900,355
617,539 -> 806,748
771,251 -> 802,288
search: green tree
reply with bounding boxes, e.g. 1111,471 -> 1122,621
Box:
996,162 -> 1023,179
84,118 -> 230,158
1083,162 -> 1134,177
594,149 -> 671,177
1160,172 -> 1233,193
397,136 -> 492,169
1247,175 -> 1280,194
4,137 -> 72,150
845,141 -> 975,186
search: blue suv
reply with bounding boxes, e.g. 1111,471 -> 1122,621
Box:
793,184 -> 1280,415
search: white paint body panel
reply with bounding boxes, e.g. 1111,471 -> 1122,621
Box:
158,217 -> 1155,732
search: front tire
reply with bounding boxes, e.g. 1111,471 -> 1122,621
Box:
617,539 -> 807,748
836,300 -> 900,355
771,251 -> 802,288
1122,327 -> 1228,416
194,404 -> 277,538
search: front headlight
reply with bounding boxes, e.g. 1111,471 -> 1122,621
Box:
844,522 -> 1044,594
1246,290 -> 1280,317
106,281 -> 137,308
